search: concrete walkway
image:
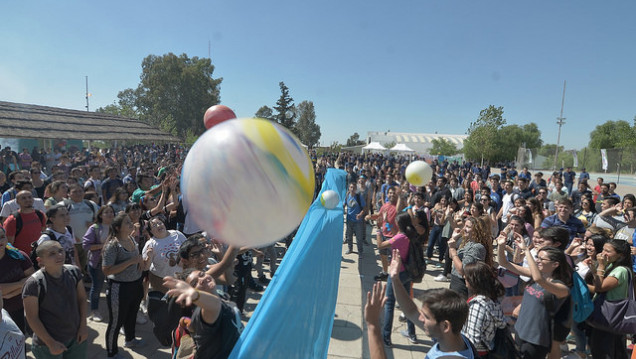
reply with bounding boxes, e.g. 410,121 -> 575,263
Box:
328,224 -> 442,359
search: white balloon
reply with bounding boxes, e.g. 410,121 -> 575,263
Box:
405,161 -> 433,186
320,190 -> 339,209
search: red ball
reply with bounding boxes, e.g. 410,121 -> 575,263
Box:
203,105 -> 237,129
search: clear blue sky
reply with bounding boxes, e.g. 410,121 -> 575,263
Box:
2,1 -> 635,150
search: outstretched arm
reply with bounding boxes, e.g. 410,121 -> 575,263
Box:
364,282 -> 387,359
164,276 -> 222,324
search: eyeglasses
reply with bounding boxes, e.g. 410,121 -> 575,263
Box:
536,256 -> 552,262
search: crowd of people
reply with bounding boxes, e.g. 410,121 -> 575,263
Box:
0,144 -> 276,359
337,154 -> 636,359
1,145 -> 635,359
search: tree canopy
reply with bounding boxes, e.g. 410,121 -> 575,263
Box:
294,101 -> 321,148
430,138 -> 459,156
273,82 -> 295,129
462,105 -> 542,163
97,53 -> 222,140
589,119 -> 635,149
346,132 -> 365,147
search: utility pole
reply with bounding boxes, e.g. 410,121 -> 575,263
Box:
85,76 -> 90,111
553,80 -> 566,170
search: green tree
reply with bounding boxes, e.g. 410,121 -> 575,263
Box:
294,101 -> 321,148
107,53 -> 222,138
429,138 -> 459,156
462,105 -> 507,164
589,120 -> 634,149
273,82 -> 295,129
346,132 -> 365,146
254,106 -> 274,121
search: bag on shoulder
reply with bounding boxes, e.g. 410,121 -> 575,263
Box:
30,226 -> 74,270
586,271 -> 636,334
485,324 -> 520,359
571,271 -> 594,322
171,316 -> 196,359
31,265 -> 82,303
404,239 -> 426,283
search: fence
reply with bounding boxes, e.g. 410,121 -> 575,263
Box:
517,147 -> 636,174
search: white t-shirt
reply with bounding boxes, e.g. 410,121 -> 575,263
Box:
67,200 -> 99,243
0,198 -> 46,218
142,230 -> 187,278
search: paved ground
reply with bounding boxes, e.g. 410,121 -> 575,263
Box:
26,220 -> 602,359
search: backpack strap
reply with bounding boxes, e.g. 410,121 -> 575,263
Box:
32,269 -> 47,303
12,211 -> 23,237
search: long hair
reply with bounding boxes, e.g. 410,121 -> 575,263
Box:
606,239 -> 633,270
459,216 -> 493,267
528,198 -> 544,220
464,261 -> 504,300
95,204 -> 115,225
107,212 -> 130,243
509,215 -> 528,236
539,247 -> 573,287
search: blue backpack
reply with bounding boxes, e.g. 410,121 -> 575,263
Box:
571,271 -> 594,322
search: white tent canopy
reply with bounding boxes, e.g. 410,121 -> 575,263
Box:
362,142 -> 386,151
389,143 -> 415,152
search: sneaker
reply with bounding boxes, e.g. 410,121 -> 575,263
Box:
433,274 -> 451,282
398,313 -> 407,322
124,338 -> 146,348
90,310 -> 103,322
374,272 -> 388,282
434,263 -> 443,268
566,333 -> 576,344
258,275 -> 270,285
400,330 -> 417,344
383,336 -> 392,347
139,300 -> 148,314
136,312 -> 148,324
344,248 -> 352,255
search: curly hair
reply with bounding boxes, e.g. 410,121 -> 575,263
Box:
459,216 -> 493,267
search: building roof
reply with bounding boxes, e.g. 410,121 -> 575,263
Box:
0,101 -> 181,142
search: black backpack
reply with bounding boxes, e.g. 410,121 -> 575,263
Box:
483,324 -> 520,359
30,226 -> 74,270
403,238 -> 426,283
12,210 -> 45,238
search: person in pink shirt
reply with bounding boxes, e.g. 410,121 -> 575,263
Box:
377,212 -> 417,346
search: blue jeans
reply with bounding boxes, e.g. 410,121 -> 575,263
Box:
426,225 -> 445,260
88,265 -> 105,311
383,271 -> 415,340
345,220 -> 364,253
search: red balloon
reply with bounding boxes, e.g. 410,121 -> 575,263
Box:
203,105 -> 237,129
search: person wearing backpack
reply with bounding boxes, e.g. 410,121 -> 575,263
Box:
0,226 -> 35,335
22,240 -> 88,359
377,212 -> 417,346
4,190 -> 47,256
65,184 -> 98,279
36,204 -> 79,268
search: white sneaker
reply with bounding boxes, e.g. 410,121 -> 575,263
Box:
90,310 -> 103,322
433,274 -> 450,282
124,338 -> 146,348
136,312 -> 148,324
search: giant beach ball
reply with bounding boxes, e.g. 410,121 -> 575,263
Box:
405,160 -> 432,186
182,118 -> 315,247
203,105 -> 236,130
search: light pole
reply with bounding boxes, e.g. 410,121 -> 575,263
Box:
553,80 -> 566,170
